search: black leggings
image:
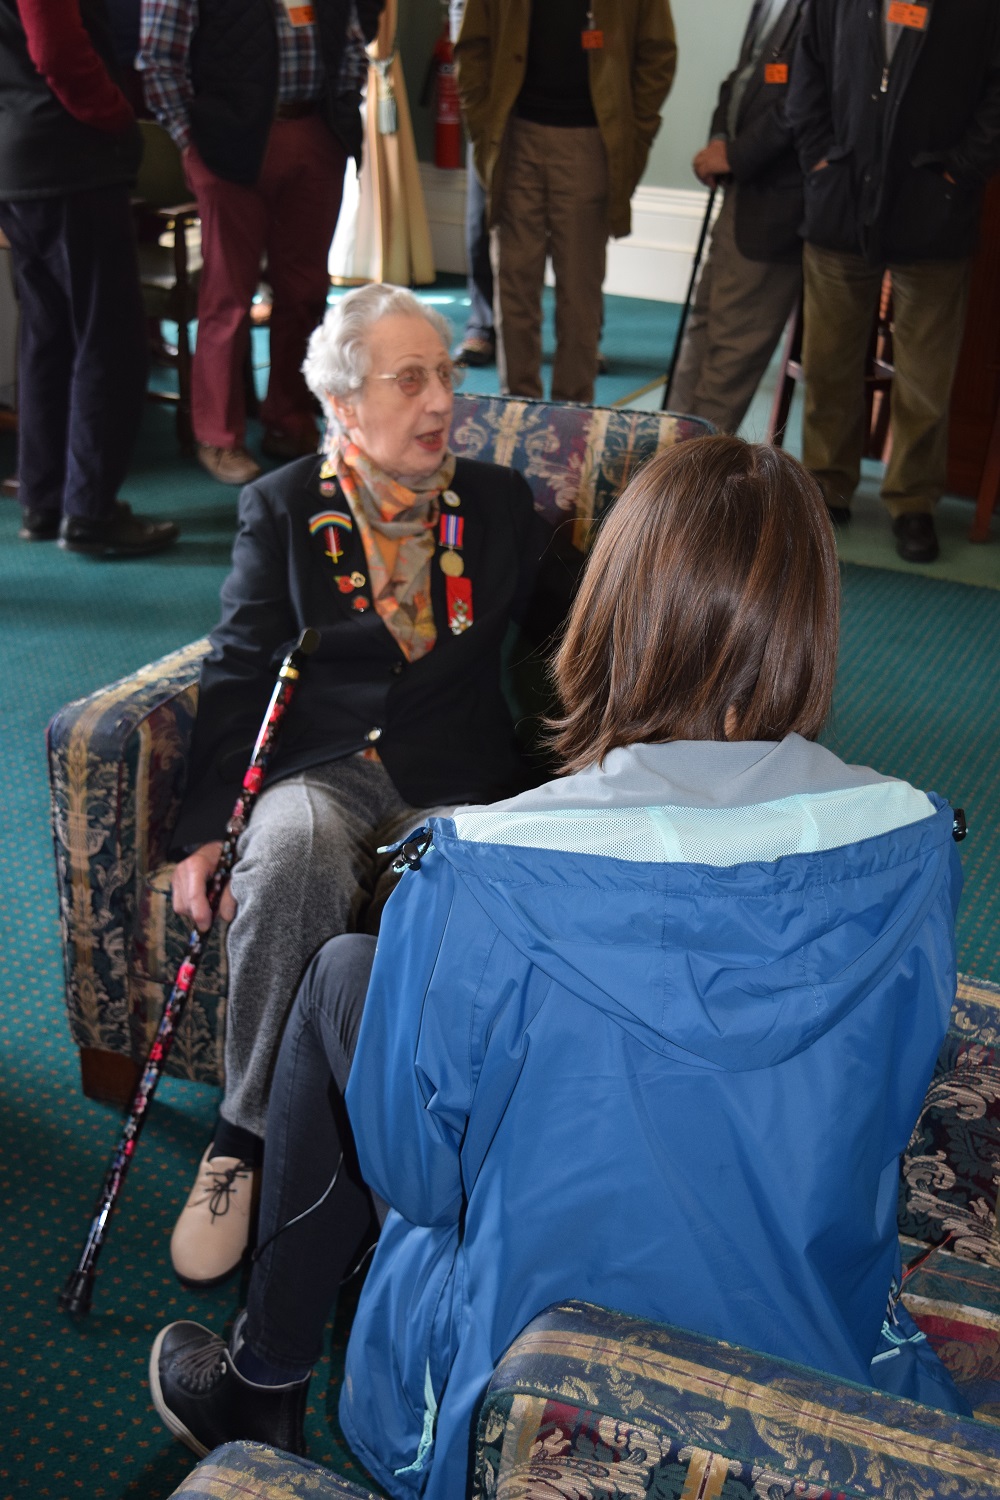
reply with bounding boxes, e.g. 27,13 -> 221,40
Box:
245,933 -> 382,1377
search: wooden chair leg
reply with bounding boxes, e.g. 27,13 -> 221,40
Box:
79,1047 -> 143,1107
175,314 -> 195,453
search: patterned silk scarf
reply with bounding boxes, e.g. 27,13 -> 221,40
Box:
325,436 -> 457,662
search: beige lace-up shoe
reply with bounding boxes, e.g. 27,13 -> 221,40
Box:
196,444 -> 262,486
170,1148 -> 257,1287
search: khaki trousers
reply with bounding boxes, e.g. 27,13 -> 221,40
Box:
668,188 -> 802,434
490,117 -> 609,404
801,243 -> 970,516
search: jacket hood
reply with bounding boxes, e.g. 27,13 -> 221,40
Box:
427,765 -> 957,1073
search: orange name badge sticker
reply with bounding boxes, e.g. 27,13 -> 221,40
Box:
283,0 -> 316,24
764,62 -> 789,84
581,28 -> 604,49
886,0 -> 929,27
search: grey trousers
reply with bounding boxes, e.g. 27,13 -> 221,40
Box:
490,117 -> 609,404
220,755 -> 439,1137
668,187 -> 802,434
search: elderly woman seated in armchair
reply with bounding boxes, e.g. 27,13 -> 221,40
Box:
151,436 -> 969,1495
167,283 -> 547,1288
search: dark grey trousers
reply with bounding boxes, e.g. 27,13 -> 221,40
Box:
221,756 -> 437,1137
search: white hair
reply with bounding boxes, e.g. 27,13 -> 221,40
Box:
302,283 -> 454,405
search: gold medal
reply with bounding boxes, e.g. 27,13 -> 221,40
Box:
442,489 -> 460,508
439,549 -> 464,577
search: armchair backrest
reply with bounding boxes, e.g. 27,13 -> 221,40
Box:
449,393 -> 712,546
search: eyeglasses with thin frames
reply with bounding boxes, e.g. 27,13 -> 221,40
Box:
373,363 -> 465,398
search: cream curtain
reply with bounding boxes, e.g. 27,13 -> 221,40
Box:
330,0 -> 435,287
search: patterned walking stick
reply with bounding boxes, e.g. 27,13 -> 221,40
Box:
59,627 -> 320,1317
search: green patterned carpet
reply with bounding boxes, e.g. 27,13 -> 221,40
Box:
2,333 -> 1000,1496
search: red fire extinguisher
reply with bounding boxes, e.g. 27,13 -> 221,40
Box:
429,25 -> 462,169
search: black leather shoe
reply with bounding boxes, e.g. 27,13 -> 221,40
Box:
149,1320 -> 309,1459
892,511 -> 939,563
18,509 -> 60,541
58,501 -> 179,558
453,333 -> 495,368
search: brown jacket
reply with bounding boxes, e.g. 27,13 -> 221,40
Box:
455,0 -> 677,239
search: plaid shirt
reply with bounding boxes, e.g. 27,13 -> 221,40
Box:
138,0 -> 325,153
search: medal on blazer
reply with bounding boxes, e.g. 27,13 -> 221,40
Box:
334,571 -> 367,593
764,62 -> 789,84
446,576 -> 473,635
309,508 -> 353,564
439,513 -> 465,577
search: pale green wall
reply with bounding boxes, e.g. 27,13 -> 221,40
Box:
398,0 -> 751,192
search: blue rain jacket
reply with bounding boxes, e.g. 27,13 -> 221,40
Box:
340,738 -> 965,1498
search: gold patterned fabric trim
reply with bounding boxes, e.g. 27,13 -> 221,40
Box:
679,1447 -> 730,1499
510,1328 -> 1000,1485
903,1295 -> 1000,1333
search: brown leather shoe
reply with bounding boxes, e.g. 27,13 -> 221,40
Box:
170,1148 -> 257,1288
196,444 -> 262,486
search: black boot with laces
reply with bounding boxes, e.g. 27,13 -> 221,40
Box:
149,1317 -> 309,1458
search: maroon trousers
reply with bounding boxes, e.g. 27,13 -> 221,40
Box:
185,114 -> 346,449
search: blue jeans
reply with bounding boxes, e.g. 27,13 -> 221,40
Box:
245,933 -> 381,1378
463,142 -> 493,342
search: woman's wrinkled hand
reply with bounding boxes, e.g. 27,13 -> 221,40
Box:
172,841 -> 235,932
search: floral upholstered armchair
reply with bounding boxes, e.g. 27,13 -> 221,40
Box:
166,1280 -> 1000,1500
47,395 -> 711,1104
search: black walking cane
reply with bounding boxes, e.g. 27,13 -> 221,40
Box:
661,184 -> 717,412
60,627 -> 321,1318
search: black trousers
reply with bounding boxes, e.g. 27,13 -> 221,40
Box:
246,933 -> 382,1378
0,186 -> 147,523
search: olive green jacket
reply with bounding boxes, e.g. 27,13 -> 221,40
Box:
455,0 -> 677,239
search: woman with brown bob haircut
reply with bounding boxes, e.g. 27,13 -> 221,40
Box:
150,437 -> 968,1494
551,434 -> 839,766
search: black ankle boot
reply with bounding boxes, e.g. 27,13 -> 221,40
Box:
149,1320 -> 309,1458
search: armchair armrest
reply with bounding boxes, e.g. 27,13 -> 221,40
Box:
47,638 -> 207,1058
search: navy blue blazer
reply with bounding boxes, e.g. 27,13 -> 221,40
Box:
173,455 -> 546,849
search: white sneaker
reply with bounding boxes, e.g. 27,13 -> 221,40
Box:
170,1147 -> 257,1287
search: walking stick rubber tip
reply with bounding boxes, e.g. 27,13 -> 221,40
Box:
59,1268 -> 95,1317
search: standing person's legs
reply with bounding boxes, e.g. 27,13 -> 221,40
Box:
61,186 -> 148,523
668,190 -> 802,434
800,242 -> 884,514
149,934 -> 379,1459
0,198 -> 72,529
457,142 -> 495,360
491,118 -> 549,400
0,191 -> 176,553
880,257 -> 970,519
259,116 -> 346,450
546,125 -> 608,405
184,145 -> 268,455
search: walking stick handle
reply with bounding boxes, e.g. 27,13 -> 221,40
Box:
59,627 -> 320,1316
